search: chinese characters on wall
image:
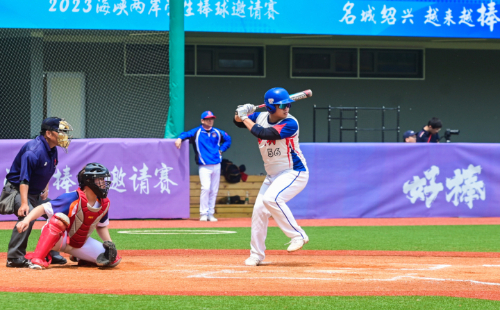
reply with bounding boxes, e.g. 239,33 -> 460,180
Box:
48,0 -> 280,20
50,163 -> 178,195
403,164 -> 486,209
341,1 -> 500,32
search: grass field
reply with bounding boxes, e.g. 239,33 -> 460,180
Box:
1,225 -> 499,252
1,293 -> 500,310
1,224 -> 500,309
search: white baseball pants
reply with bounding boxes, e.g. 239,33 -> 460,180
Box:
51,231 -> 105,263
250,169 -> 309,261
198,163 -> 221,216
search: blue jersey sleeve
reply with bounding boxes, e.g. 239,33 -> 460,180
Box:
248,112 -> 260,122
219,129 -> 231,152
50,192 -> 79,216
178,127 -> 199,141
274,118 -> 299,139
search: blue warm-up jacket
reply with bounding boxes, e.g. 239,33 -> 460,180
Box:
178,125 -> 231,165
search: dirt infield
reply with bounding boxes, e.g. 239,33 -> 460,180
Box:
1,249 -> 500,300
1,218 -> 499,300
2,217 -> 500,230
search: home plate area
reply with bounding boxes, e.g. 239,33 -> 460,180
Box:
2,252 -> 500,296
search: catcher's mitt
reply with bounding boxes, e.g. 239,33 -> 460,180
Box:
96,241 -> 118,267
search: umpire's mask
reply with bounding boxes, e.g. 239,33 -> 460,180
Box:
57,120 -> 73,153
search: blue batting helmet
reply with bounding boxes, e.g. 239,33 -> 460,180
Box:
264,87 -> 294,114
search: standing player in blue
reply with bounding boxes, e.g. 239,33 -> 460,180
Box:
234,87 -> 309,266
1,117 -> 73,268
175,111 -> 232,222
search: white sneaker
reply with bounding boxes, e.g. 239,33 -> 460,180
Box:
28,262 -> 43,270
208,215 -> 218,222
200,215 -> 208,221
245,256 -> 261,266
286,237 -> 309,252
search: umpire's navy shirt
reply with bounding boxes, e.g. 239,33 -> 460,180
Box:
416,128 -> 440,143
6,135 -> 58,195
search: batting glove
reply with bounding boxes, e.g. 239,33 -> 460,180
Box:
242,103 -> 256,114
237,106 -> 249,121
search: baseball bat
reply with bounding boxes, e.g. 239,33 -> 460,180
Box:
256,89 -> 313,109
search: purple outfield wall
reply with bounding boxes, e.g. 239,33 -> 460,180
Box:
0,139 -> 190,220
288,143 -> 499,219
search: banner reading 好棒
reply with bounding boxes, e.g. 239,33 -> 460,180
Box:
1,1 -> 500,39
289,143 -> 500,219
0,139 -> 190,220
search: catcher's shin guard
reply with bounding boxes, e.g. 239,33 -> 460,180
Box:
26,213 -> 69,269
96,241 -> 120,267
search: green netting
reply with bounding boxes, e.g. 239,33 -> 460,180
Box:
0,29 -> 169,139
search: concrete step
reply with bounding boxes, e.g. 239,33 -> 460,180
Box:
191,189 -> 260,197
190,181 -> 263,190
190,196 -> 257,204
190,204 -> 254,219
190,175 -> 265,182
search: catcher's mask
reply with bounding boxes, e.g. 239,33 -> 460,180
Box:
41,117 -> 73,153
78,163 -> 111,199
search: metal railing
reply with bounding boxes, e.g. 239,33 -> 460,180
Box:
313,106 -> 401,142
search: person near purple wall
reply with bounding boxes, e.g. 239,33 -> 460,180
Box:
416,117 -> 442,143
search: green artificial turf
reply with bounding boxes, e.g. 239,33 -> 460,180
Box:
1,224 -> 499,253
0,293 -> 499,310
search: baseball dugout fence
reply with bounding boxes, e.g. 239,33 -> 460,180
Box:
312,105 -> 401,143
0,28 -> 170,140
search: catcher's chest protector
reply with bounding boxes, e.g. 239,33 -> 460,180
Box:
68,188 -> 110,248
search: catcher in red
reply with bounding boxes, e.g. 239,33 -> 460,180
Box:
16,163 -> 121,270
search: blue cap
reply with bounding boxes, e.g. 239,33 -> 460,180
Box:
403,130 -> 416,139
201,111 -> 216,119
41,117 -> 63,132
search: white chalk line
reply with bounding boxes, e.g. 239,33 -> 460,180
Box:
369,275 -> 500,286
312,265 -> 451,271
177,263 -> 500,286
117,230 -> 237,235
186,271 -> 500,286
177,264 -> 450,271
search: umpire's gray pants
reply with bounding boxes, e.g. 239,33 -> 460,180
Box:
1,183 -> 48,259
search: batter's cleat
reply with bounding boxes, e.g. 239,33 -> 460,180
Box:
69,255 -> 78,263
286,237 -> 309,252
245,256 -> 261,266
200,215 -> 208,221
208,215 -> 218,222
6,258 -> 30,268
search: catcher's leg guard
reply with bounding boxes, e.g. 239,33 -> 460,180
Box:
26,213 -> 69,269
96,241 -> 118,267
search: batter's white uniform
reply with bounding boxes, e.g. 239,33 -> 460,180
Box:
244,111 -> 309,261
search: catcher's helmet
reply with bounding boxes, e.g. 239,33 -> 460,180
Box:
78,163 -> 111,199
264,87 -> 294,114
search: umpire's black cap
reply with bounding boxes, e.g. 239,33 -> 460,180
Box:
41,117 -> 62,132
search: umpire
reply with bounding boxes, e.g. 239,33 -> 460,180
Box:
1,117 -> 73,268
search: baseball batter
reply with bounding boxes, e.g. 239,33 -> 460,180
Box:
234,87 -> 309,266
16,163 -> 121,269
